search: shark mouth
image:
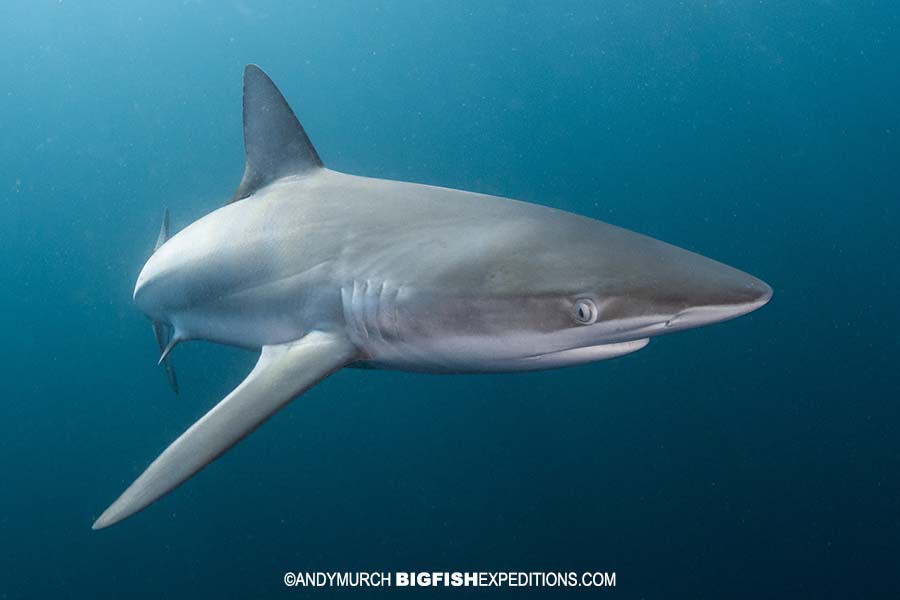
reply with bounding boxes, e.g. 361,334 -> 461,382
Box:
524,338 -> 650,369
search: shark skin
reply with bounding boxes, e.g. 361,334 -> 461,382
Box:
92,65 -> 772,529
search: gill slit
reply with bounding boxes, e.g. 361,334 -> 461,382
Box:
341,278 -> 401,347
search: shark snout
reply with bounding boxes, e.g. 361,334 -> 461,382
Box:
663,270 -> 772,331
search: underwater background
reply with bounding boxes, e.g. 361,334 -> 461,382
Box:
2,1 -> 898,598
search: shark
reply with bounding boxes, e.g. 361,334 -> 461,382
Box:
92,64 -> 772,529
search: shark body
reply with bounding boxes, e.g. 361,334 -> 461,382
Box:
93,65 -> 771,529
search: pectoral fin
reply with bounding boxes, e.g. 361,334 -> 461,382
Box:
92,331 -> 358,530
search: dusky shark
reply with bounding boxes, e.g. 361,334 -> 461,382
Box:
93,64 -> 771,529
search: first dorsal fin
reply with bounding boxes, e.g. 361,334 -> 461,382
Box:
230,64 -> 323,203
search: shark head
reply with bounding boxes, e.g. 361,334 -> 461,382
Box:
373,203 -> 772,372
526,213 -> 774,344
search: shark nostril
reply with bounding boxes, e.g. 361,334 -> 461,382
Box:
665,283 -> 772,330
665,309 -> 690,329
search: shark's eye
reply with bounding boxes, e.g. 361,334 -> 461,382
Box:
573,298 -> 598,325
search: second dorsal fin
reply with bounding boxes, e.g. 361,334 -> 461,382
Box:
230,64 -> 323,203
154,208 -> 169,252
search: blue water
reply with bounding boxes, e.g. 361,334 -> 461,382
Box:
2,2 -> 898,598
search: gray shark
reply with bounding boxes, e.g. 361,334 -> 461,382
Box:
92,65 -> 771,529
